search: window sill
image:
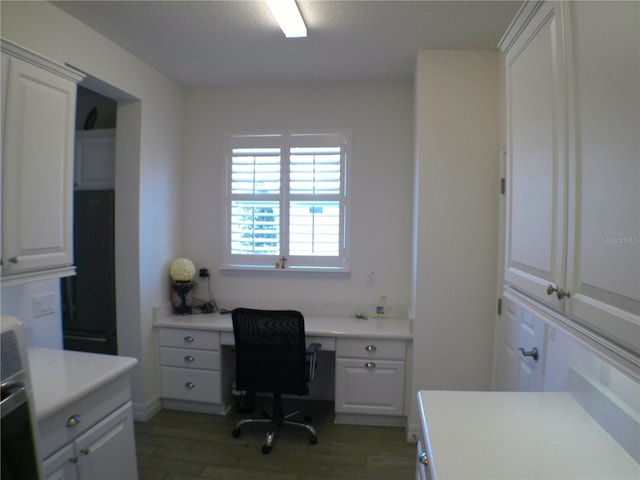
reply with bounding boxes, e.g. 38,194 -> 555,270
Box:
220,264 -> 350,276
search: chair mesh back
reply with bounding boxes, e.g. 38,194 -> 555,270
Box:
232,308 -> 307,396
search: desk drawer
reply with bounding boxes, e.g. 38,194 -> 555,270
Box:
160,366 -> 221,403
159,347 -> 220,370
158,328 -> 220,350
336,338 -> 406,360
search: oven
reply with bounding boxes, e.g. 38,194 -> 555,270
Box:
1,316 -> 42,479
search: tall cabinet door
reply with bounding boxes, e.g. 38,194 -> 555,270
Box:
2,54 -> 78,274
501,2 -> 569,309
564,1 -> 640,353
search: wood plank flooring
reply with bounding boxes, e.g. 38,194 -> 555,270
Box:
135,399 -> 416,480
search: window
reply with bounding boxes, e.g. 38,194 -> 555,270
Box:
225,132 -> 349,270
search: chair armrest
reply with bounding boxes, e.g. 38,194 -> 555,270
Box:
306,343 -> 321,381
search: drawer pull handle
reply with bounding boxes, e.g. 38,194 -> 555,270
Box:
546,284 -> 556,296
365,362 -> 376,368
418,452 -> 429,466
80,448 -> 90,456
184,355 -> 195,362
66,414 -> 81,427
184,336 -> 195,343
518,347 -> 539,361
185,382 -> 196,389
365,345 -> 377,352
9,257 -> 18,264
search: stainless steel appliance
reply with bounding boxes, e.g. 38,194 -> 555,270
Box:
1,316 -> 42,479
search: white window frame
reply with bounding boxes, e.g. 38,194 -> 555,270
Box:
223,130 -> 350,272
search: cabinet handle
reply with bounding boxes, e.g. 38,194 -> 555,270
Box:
365,345 -> 377,352
184,355 -> 195,362
418,451 -> 429,466
185,382 -> 195,389
547,284 -> 570,299
184,336 -> 194,343
80,448 -> 90,456
8,257 -> 18,264
518,347 -> 539,361
66,414 -> 81,427
364,362 -> 376,368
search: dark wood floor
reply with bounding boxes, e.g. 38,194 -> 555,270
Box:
135,399 -> 416,480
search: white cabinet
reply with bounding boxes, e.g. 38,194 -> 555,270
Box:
43,402 -> 136,480
493,294 -> 545,392
562,1 -> 640,354
500,1 -> 640,354
500,1 -> 569,311
1,40 -> 83,281
335,338 -> 405,419
38,372 -> 137,480
74,130 -> 115,191
158,328 -> 232,412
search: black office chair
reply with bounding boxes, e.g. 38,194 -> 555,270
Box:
231,308 -> 320,454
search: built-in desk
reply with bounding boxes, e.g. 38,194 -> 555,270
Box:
154,313 -> 412,426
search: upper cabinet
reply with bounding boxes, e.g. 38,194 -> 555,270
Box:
1,39 -> 84,284
74,129 -> 116,191
500,1 -> 569,311
500,2 -> 640,356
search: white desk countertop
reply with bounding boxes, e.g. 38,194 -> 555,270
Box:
155,312 -> 413,340
28,347 -> 137,421
418,390 -> 640,480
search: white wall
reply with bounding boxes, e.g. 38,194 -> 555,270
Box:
410,50 -> 500,435
1,1 -> 184,420
182,82 -> 414,316
1,279 -> 63,349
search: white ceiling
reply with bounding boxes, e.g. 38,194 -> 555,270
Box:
52,0 -> 522,88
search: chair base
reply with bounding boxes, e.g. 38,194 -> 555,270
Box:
231,393 -> 317,454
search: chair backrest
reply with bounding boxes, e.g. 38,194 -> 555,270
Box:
232,308 -> 308,396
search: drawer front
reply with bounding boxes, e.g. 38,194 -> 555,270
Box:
160,366 -> 221,403
335,358 -> 405,415
159,347 -> 220,370
38,375 -> 131,460
158,328 -> 220,350
336,337 -> 406,360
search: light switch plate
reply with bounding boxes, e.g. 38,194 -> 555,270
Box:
32,293 -> 56,318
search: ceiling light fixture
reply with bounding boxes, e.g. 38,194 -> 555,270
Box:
266,0 -> 307,38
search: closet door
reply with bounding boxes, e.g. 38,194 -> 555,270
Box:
501,2 -> 569,309
564,1 -> 640,354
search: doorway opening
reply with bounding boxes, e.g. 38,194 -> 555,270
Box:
61,86 -> 118,355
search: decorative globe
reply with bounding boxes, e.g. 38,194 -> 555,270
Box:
170,258 -> 196,282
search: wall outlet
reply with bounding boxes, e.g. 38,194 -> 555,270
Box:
32,293 -> 56,318
367,271 -> 375,286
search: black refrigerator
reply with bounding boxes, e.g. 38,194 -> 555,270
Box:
62,190 -> 117,355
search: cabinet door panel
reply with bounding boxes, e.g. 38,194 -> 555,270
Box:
565,1 -> 640,354
504,2 -> 568,307
335,358 -> 404,415
74,402 -> 137,480
2,56 -> 76,273
43,443 -> 78,480
494,295 -> 545,392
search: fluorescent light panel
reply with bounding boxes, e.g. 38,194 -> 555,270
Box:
266,0 -> 307,38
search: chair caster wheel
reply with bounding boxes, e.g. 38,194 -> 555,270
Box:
232,428 -> 241,438
261,444 -> 272,454
309,435 -> 318,445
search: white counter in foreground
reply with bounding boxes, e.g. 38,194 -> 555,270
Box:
417,390 -> 639,480
28,347 -> 137,420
